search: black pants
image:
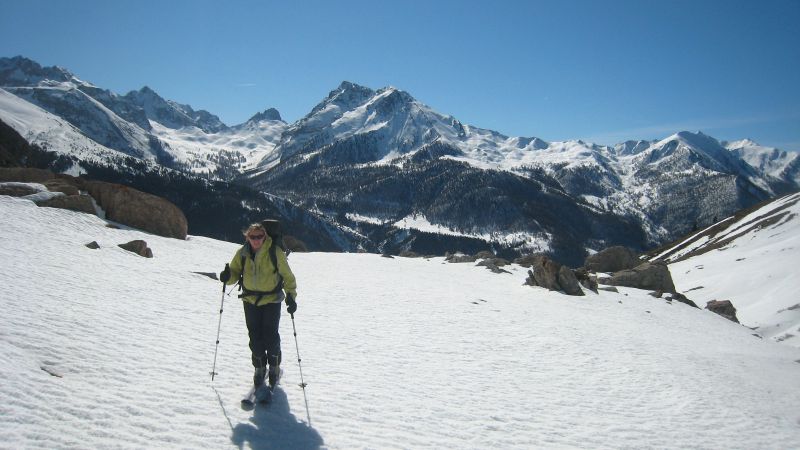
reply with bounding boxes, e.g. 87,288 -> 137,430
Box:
243,301 -> 282,368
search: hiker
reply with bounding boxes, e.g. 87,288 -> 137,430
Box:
219,222 -> 297,393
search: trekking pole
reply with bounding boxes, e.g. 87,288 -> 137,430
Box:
290,313 -> 312,425
210,267 -> 228,381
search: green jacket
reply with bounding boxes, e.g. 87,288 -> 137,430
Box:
226,238 -> 297,305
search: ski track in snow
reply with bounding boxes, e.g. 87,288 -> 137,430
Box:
1,195 -> 800,449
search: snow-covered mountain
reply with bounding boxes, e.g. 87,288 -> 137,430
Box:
245,80 -> 796,262
1,55 -> 798,262
725,138 -> 800,186
0,93 -> 357,252
0,56 -> 285,178
2,191 -> 799,448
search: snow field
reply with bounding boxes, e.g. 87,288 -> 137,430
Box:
1,195 -> 799,449
670,193 -> 800,346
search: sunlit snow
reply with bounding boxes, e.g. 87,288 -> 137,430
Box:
1,195 -> 800,448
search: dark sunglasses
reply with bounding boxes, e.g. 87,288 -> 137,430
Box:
248,234 -> 266,240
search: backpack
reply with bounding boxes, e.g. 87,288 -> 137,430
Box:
237,219 -> 291,304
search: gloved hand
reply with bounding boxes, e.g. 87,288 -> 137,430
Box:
285,293 -> 297,315
219,264 -> 231,283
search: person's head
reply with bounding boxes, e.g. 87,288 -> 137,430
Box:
243,223 -> 267,251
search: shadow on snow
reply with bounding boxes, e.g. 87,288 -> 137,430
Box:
230,387 -> 323,450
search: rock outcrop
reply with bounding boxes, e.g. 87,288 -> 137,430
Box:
0,168 -> 188,239
584,246 -> 640,273
598,261 -> 676,293
118,240 -> 153,258
706,300 -> 740,323
84,181 -> 187,239
524,255 -> 584,296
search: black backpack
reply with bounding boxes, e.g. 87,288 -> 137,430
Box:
261,219 -> 289,261
237,219 -> 290,304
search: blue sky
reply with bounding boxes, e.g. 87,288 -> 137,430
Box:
1,0 -> 798,150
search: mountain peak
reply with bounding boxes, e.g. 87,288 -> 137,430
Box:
724,138 -> 762,149
662,131 -> 723,150
248,108 -> 283,122
0,55 -> 74,85
336,80 -> 372,92
123,85 -> 227,132
306,81 -> 376,118
615,139 -> 653,156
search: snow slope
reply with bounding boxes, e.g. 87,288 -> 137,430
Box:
0,88 -> 125,165
1,195 -> 799,449
658,193 -> 800,347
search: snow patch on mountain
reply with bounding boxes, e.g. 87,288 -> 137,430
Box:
150,118 -> 285,175
392,213 -> 553,253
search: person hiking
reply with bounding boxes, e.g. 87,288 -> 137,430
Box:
219,222 -> 297,398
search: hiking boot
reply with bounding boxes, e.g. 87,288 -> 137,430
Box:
253,366 -> 266,388
268,365 -> 281,388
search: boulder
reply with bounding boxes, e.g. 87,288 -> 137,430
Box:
446,253 -> 477,263
524,255 -> 584,296
38,194 -> 96,214
477,258 -> 511,274
84,181 -> 187,239
85,241 -> 100,249
666,292 -> 699,308
118,240 -> 153,258
585,246 -> 640,273
42,179 -> 80,196
0,167 -> 55,183
573,267 -> 599,293
514,254 -> 544,268
474,251 -> 496,260
0,182 -> 43,197
525,255 -> 559,288
558,265 -> 584,296
599,261 -> 676,293
598,286 -> 619,293
706,300 -> 739,323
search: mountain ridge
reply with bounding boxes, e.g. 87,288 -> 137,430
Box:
1,55 -> 798,263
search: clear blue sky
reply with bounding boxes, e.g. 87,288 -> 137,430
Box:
1,0 -> 798,150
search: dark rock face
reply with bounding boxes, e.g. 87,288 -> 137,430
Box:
584,246 -> 640,273
84,181 -> 188,239
706,300 -> 740,323
600,261 -> 676,293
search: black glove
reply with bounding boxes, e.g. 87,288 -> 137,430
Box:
219,264 -> 231,283
285,294 -> 297,315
